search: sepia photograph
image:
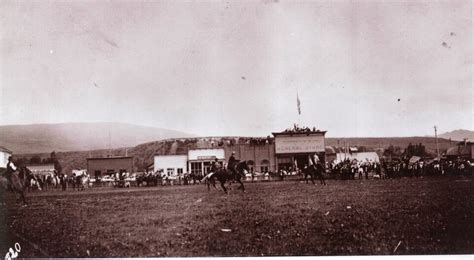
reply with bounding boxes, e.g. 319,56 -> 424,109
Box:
0,0 -> 473,258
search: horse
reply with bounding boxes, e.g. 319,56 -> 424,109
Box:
76,174 -> 90,191
0,166 -> 32,206
28,175 -> 42,191
45,173 -> 60,190
189,172 -> 203,184
302,163 -> 326,185
137,173 -> 160,187
207,161 -> 249,194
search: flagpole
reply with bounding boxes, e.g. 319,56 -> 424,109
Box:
296,89 -> 302,127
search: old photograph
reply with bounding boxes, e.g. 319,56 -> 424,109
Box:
0,0 -> 473,258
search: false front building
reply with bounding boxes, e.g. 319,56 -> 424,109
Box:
86,156 -> 134,178
272,130 -> 327,170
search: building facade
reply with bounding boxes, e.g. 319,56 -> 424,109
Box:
272,130 -> 327,170
187,148 -> 225,175
446,141 -> 473,160
86,156 -> 134,178
0,146 -> 13,168
154,154 -> 188,176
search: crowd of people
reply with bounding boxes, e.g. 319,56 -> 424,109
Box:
382,157 -> 472,178
330,159 -> 382,180
283,124 -> 320,134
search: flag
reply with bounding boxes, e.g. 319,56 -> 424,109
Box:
297,93 -> 301,115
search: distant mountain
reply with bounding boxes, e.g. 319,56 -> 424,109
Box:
438,129 -> 474,141
0,122 -> 195,154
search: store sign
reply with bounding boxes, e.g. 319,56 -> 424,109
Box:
275,135 -> 325,154
197,156 -> 216,160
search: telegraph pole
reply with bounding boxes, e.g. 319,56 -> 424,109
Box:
434,126 -> 440,159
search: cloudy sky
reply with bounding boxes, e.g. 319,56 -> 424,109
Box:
1,0 -> 472,137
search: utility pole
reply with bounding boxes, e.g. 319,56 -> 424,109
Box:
434,126 -> 440,159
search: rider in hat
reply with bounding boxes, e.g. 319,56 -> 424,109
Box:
227,151 -> 238,175
4,156 -> 17,185
211,158 -> 221,173
310,154 -> 321,170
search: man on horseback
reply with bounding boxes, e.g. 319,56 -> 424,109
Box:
4,156 -> 17,186
227,151 -> 238,177
211,158 -> 222,173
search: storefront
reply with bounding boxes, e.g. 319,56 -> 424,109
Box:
87,156 -> 134,178
187,148 -> 225,176
272,130 -> 326,171
154,154 -> 187,177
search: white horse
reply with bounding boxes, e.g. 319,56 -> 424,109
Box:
45,173 -> 58,190
77,174 -> 90,191
71,169 -> 89,191
29,176 -> 42,191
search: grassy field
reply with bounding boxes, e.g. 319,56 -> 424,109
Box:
1,177 -> 473,257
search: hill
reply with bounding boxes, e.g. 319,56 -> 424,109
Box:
438,129 -> 474,141
0,122 -> 194,154
325,137 -> 454,152
13,136 -> 456,176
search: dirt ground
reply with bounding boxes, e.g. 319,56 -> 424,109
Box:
1,176 -> 473,257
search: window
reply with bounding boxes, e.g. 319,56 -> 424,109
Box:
261,159 -> 270,173
190,162 -> 202,175
167,168 -> 174,176
177,168 -> 183,174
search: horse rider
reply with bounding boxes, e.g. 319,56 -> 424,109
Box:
3,156 -> 17,185
227,151 -> 238,176
211,158 -> 222,173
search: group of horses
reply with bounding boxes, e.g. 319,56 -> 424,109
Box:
0,167 -> 91,206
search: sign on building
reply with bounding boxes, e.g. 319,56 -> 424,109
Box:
275,135 -> 325,154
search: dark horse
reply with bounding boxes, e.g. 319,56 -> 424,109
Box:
208,161 -> 249,194
0,166 -> 32,206
136,173 -> 161,187
303,163 -> 326,185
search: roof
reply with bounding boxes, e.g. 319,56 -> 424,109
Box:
446,146 -> 470,156
153,153 -> 188,156
0,146 -> 13,154
272,131 -> 327,137
87,156 -> 133,161
409,156 -> 422,164
27,164 -> 55,171
456,141 -> 473,146
325,146 -> 336,154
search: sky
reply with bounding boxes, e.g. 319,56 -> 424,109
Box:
0,0 -> 472,138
